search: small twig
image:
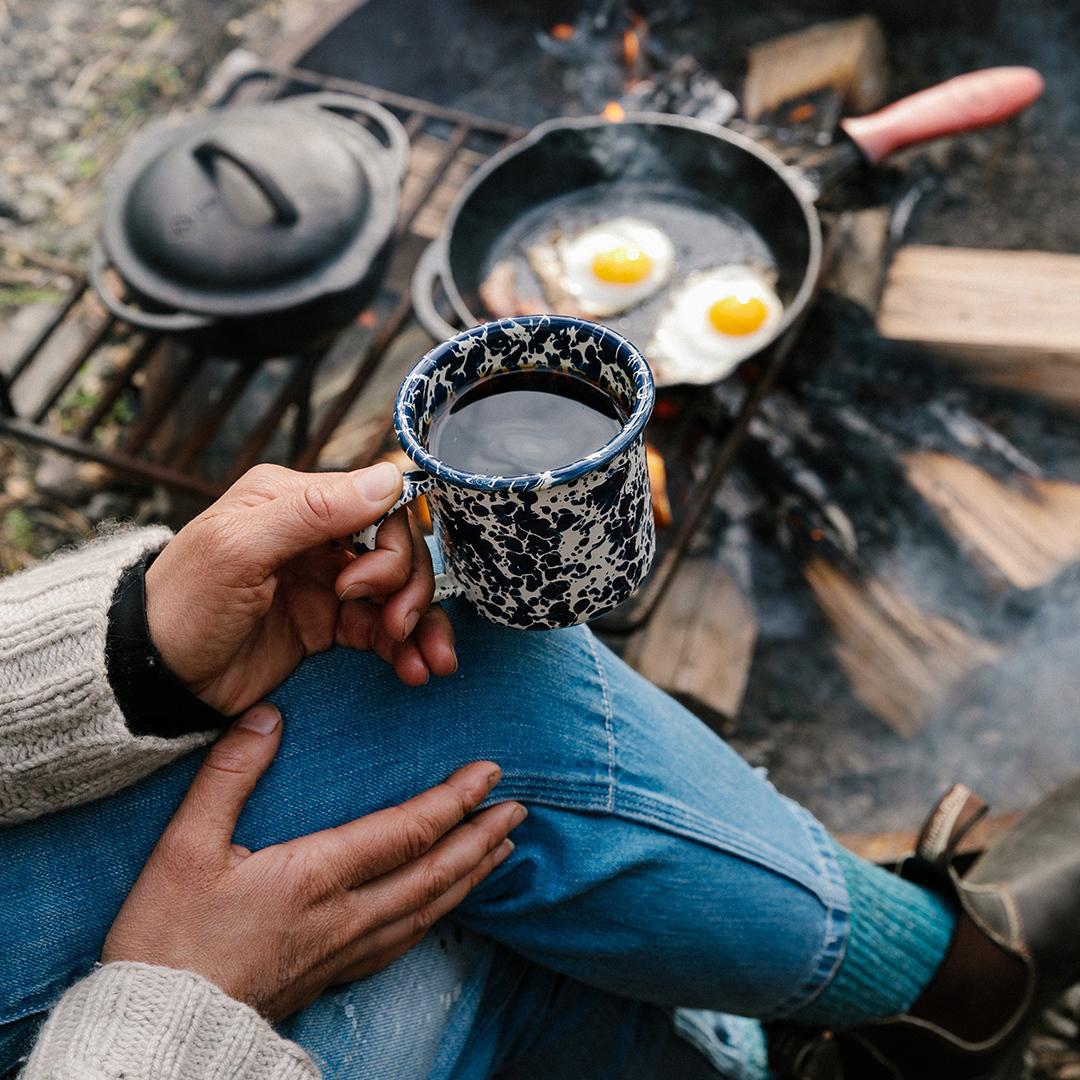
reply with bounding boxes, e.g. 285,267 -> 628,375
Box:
0,239 -> 80,277
0,264 -> 46,286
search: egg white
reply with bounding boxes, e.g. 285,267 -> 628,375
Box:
528,217 -> 674,318
647,265 -> 783,384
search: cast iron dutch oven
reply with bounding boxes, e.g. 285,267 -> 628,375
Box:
91,93 -> 409,359
412,67 -> 1043,386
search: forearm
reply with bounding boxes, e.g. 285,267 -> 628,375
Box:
21,962 -> 318,1080
0,526 -> 214,824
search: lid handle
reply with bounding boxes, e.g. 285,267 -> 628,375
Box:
193,139 -> 300,226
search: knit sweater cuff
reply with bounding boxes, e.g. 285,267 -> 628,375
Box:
21,962 -> 318,1079
0,526 -> 215,825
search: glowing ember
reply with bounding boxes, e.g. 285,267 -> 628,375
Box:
622,27 -> 640,71
602,101 -> 626,122
550,22 -> 574,40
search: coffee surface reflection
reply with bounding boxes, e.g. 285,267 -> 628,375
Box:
426,369 -> 625,476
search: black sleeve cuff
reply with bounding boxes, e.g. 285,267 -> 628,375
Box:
106,553 -> 226,738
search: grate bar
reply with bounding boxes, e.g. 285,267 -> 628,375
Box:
0,415 -> 223,500
122,351 -> 206,456
171,362 -> 261,471
229,63 -> 525,139
6,280 -> 88,386
397,122 -> 472,235
31,313 -> 118,425
76,334 -> 161,440
228,356 -> 317,480
293,296 -> 415,470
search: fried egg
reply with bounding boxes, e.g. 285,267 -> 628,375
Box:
527,217 -> 674,317
647,265 -> 783,384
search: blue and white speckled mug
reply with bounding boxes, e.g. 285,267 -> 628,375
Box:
355,315 -> 656,630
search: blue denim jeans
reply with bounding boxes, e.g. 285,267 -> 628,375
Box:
0,599 -> 849,1078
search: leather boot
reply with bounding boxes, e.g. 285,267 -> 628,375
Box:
768,774 -> 1080,1079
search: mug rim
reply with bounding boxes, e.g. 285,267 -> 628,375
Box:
394,315 -> 655,493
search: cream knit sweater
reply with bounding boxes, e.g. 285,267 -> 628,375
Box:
1,528 -> 320,1079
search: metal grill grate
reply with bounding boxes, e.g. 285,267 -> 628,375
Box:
0,63 -> 522,499
0,58 -> 799,631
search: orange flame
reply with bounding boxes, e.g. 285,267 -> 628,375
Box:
602,101 -> 626,122
550,22 -> 574,40
622,27 -> 640,70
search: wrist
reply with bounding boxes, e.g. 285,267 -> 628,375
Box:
106,554 -> 226,736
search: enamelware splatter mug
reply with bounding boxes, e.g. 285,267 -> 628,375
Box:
355,315 -> 656,629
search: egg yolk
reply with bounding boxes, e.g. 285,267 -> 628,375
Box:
707,294 -> 769,336
592,246 -> 653,285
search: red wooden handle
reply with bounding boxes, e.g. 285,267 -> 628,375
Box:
840,67 -> 1044,165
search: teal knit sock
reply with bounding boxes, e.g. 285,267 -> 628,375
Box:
791,841 -> 958,1026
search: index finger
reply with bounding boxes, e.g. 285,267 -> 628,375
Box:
380,514 -> 436,642
292,760 -> 502,888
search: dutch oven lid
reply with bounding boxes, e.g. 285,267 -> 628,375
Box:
98,96 -> 405,316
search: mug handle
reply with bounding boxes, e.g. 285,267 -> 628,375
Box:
352,470 -> 464,605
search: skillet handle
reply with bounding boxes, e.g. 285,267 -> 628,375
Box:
840,66 -> 1044,165
411,242 -> 463,342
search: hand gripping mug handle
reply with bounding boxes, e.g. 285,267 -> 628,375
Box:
353,470 -> 464,605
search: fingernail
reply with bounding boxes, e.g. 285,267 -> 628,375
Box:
510,804 -> 528,827
495,839 -> 515,862
353,462 -> 400,502
447,645 -> 459,674
237,704 -> 280,734
486,766 -> 502,790
339,582 -> 371,602
401,609 -> 421,642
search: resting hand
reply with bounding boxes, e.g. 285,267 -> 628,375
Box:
102,704 -> 523,1022
146,463 -> 453,714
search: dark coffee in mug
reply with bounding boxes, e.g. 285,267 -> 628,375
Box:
426,369 -> 625,475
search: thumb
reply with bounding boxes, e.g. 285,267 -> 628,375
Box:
169,703 -> 283,852
246,462 -> 403,568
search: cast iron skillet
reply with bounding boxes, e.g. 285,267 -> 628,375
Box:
413,68 -> 1043,385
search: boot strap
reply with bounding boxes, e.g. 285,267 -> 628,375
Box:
904,783 -> 989,887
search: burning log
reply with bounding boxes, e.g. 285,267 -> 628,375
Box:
738,384 -> 1022,737
646,442 -> 672,528
903,451 -> 1080,591
804,554 -> 1003,738
877,246 -> 1080,414
742,15 -> 889,123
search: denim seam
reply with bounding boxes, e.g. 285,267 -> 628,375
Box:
584,629 -> 616,812
759,803 -> 851,1019
611,787 -> 840,903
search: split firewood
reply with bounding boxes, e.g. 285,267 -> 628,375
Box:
804,555 -> 1003,738
625,558 -> 757,723
743,15 -> 889,123
904,451 -> 1080,591
878,246 -> 1080,413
